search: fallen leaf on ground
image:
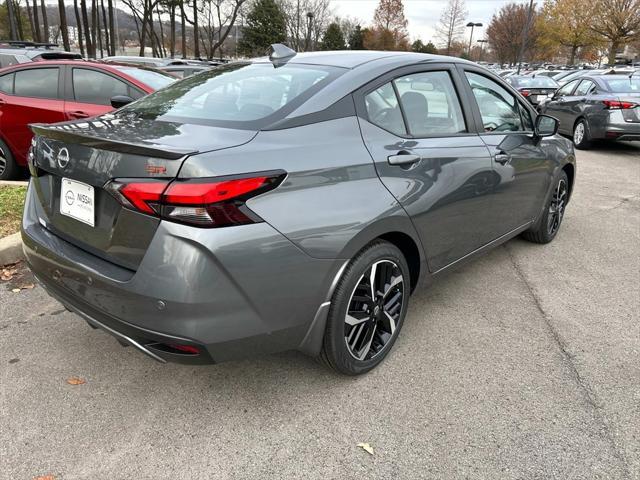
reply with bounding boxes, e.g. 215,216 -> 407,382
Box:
19,283 -> 35,289
11,288 -> 21,293
33,476 -> 56,480
66,376 -> 86,385
357,443 -> 374,455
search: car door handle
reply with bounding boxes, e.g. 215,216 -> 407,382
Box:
68,111 -> 89,119
494,153 -> 511,165
388,152 -> 421,166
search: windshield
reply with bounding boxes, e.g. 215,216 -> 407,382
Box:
604,78 -> 640,93
114,66 -> 176,90
119,62 -> 341,128
512,76 -> 558,88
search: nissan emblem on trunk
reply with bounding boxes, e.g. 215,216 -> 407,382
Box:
57,148 -> 70,169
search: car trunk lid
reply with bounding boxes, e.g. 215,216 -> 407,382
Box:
29,115 -> 257,270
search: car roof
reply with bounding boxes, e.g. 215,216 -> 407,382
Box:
0,47 -> 82,60
252,50 -> 474,70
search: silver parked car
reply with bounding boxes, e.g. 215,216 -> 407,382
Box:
23,46 -> 576,375
541,74 -> 640,149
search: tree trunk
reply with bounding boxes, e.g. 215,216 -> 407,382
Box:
15,0 -> 26,40
91,0 -> 98,56
40,0 -> 49,42
192,0 -> 199,58
74,0 -> 85,56
58,0 -> 71,50
32,0 -> 41,42
180,2 -> 186,58
569,45 -> 577,65
101,0 -> 110,56
96,1 -> 104,57
138,0 -> 148,55
6,0 -> 19,40
107,0 -> 115,55
25,0 -> 36,41
608,39 -> 619,66
156,4 -> 166,57
169,3 -> 176,58
80,0 -> 93,57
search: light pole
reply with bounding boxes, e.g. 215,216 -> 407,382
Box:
305,12 -> 314,52
477,39 -> 488,62
466,22 -> 482,58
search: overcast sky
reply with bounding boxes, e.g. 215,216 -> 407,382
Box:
330,0 -> 511,43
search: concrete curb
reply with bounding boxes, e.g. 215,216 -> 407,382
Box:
0,180 -> 29,187
0,233 -> 23,266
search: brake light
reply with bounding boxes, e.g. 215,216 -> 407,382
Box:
106,173 -> 285,228
520,89 -> 531,97
602,100 -> 638,109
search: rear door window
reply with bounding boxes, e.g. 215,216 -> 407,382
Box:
0,73 -> 14,94
364,82 -> 406,136
14,68 -> 59,99
574,80 -> 596,96
556,80 -> 579,97
72,68 -> 130,105
394,71 -> 466,136
465,72 -> 523,132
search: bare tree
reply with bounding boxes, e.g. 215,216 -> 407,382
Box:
435,0 -> 467,54
281,0 -> 332,51
6,0 -> 19,40
199,0 -> 247,59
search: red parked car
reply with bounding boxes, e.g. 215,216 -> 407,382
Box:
0,60 -> 175,179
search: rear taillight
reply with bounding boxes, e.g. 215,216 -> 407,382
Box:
520,89 -> 531,97
105,173 -> 285,228
602,100 -> 638,109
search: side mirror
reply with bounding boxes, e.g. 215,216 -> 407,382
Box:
535,114 -> 558,137
110,95 -> 134,109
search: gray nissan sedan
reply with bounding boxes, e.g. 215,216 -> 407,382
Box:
22,47 -> 576,375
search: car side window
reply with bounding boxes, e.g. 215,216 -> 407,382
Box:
0,54 -> 17,68
14,68 -> 59,99
574,80 -> 595,96
0,73 -> 14,94
465,72 -> 523,132
394,71 -> 466,136
364,82 -> 407,136
73,68 -> 130,105
519,102 -> 533,131
555,80 -> 579,97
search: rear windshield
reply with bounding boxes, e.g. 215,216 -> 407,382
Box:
512,76 -> 558,88
114,66 -> 175,90
119,62 -> 342,128
604,78 -> 640,93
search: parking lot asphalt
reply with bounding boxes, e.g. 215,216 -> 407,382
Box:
1,142 -> 638,480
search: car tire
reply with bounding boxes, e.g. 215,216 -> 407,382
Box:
572,119 -> 591,150
522,170 -> 569,244
0,139 -> 19,181
319,240 -> 410,375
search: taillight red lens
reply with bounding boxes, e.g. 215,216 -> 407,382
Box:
602,100 -> 638,109
520,89 -> 531,97
106,173 -> 285,228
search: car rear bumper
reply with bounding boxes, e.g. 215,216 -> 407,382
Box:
22,182 -> 341,364
603,112 -> 640,141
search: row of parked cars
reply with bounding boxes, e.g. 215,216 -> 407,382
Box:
491,67 -> 640,148
0,41 -> 229,179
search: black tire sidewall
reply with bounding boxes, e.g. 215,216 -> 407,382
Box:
541,170 -> 569,242
323,241 -> 410,375
0,139 -> 18,181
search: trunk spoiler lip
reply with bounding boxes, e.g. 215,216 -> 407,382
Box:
29,123 -> 198,160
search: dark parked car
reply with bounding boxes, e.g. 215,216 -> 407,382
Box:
0,41 -> 82,67
23,47 -> 575,375
506,75 -> 559,108
541,74 -> 640,149
0,60 -> 174,179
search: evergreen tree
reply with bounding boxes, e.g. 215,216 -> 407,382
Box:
412,39 -> 439,54
322,22 -> 346,50
239,0 -> 287,57
349,24 -> 365,50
